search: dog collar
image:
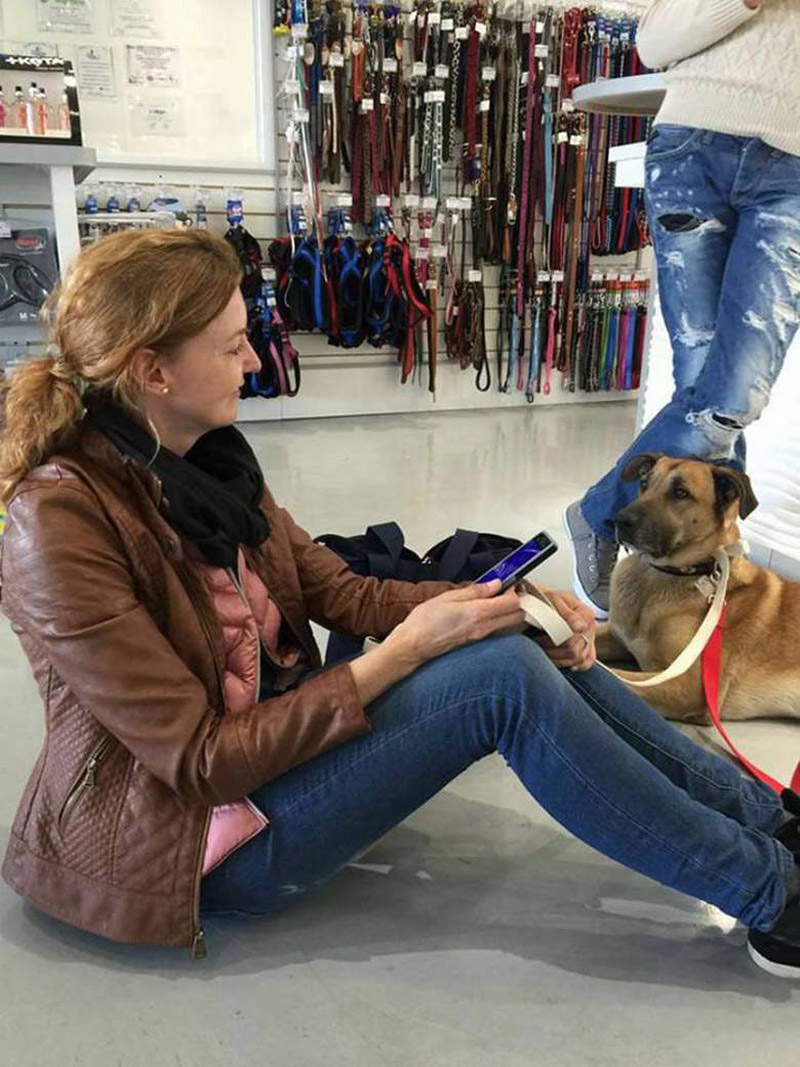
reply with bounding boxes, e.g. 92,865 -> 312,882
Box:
650,559 -> 718,578
648,539 -> 749,579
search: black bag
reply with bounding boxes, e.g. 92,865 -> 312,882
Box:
315,522 -> 522,665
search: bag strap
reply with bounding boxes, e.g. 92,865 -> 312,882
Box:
364,522 -> 406,578
427,528 -> 481,582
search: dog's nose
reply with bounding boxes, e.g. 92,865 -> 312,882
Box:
615,513 -> 636,541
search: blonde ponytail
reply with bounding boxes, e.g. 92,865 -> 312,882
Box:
0,352 -> 84,503
0,227 -> 242,505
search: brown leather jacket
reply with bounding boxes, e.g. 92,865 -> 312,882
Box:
1,425 -> 446,954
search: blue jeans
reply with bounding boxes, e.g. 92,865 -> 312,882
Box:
581,127 -> 800,540
201,635 -> 794,932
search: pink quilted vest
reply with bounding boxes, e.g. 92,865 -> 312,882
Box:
191,546 -> 303,875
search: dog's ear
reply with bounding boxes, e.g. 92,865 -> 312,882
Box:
712,466 -> 759,519
621,453 -> 664,484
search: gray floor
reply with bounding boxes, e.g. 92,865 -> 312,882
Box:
1,402 -> 798,1066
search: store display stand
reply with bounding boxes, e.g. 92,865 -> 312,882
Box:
0,143 -> 97,271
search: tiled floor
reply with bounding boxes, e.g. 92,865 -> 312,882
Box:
1,401 -> 798,1066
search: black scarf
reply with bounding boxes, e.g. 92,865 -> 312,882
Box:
86,394 -> 270,569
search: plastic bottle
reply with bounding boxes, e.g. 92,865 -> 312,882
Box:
58,91 -> 71,133
26,83 -> 38,135
34,87 -> 50,136
13,87 -> 26,131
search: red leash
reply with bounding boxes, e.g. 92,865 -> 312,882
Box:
702,606 -> 800,794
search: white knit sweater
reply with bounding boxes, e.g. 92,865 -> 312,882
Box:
637,0 -> 800,158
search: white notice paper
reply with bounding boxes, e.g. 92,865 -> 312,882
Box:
78,46 -> 117,99
130,94 -> 184,137
111,0 -> 160,38
4,40 -> 59,58
126,45 -> 180,88
36,0 -> 95,34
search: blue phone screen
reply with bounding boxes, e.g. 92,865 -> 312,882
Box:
475,535 -> 552,585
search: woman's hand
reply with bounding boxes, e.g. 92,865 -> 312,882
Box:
387,580 -> 526,666
534,589 -> 597,672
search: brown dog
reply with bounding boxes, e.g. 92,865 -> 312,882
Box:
595,453 -> 800,723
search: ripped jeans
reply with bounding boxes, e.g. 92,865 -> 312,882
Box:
581,126 -> 800,540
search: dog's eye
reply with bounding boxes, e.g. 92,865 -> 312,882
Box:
672,484 -> 691,501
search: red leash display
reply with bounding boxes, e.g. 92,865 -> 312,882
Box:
701,606 -> 800,794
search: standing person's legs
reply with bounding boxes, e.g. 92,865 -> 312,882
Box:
201,635 -> 795,943
587,140 -> 800,532
574,129 -> 738,554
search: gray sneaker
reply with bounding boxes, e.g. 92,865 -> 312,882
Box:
563,502 -> 618,619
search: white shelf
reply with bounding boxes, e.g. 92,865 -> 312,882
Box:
0,142 -> 97,184
573,74 -> 666,117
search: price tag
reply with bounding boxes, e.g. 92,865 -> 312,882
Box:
422,227 -> 433,238
424,89 -> 446,103
446,197 -> 461,210
468,269 -> 483,283
536,20 -> 545,32
291,22 -> 308,37
360,98 -> 375,112
605,270 -> 619,281
413,61 -> 428,77
405,194 -> 420,207
521,21 -> 531,33
591,271 -> 604,282
561,99 -> 576,113
422,196 -> 438,210
383,57 -> 398,73
546,73 -> 560,88
538,272 -> 551,282
292,108 -> 310,123
535,44 -> 549,58
0,219 -> 11,238
380,92 -> 390,105
521,71 -> 529,86
551,270 -> 565,282
319,80 -> 334,96
557,132 -> 568,143
474,21 -> 487,37
441,17 -> 454,30
479,99 -> 491,112
570,133 -> 584,145
330,52 -> 345,68
455,25 -> 469,39
431,244 -> 447,258
376,194 -> 392,207
621,272 -> 635,282
427,10 -> 441,24
426,278 -> 439,290
336,195 -> 352,207
415,247 -> 430,260
458,196 -> 472,211
482,66 -> 496,81
435,64 -> 449,79
284,45 -> 298,60
436,212 -> 446,228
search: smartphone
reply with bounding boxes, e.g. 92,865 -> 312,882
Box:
474,532 -> 558,592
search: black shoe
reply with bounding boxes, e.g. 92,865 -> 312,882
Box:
781,788 -> 800,817
748,900 -> 800,979
776,816 -> 800,855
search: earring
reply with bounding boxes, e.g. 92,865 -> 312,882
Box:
161,386 -> 169,395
